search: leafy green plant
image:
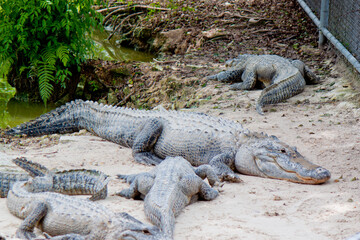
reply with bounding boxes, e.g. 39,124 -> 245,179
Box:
0,77 -> 15,128
0,0 -> 103,104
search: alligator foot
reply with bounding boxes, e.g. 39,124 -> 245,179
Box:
15,229 -> 36,240
256,103 -> 265,115
209,152 -> 243,182
119,229 -> 165,240
194,165 -> 220,186
116,173 -> 154,199
43,232 -> 85,240
220,173 -> 243,183
206,74 -> 218,80
133,152 -> 164,165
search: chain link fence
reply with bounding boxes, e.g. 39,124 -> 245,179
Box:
299,0 -> 360,74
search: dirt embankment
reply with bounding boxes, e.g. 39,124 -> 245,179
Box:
90,0 -> 345,110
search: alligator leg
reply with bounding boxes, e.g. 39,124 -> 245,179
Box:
194,165 -> 219,186
198,180 -> 220,201
116,173 -> 155,199
115,212 -> 158,232
119,230 -> 160,240
209,152 -> 242,183
179,175 -> 219,201
132,119 -> 164,165
207,68 -> 244,82
304,65 -> 320,84
290,60 -> 319,84
16,201 -> 48,239
43,233 -> 85,240
229,68 -> 257,90
117,173 -> 140,184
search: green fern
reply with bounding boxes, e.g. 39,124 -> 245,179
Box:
36,46 -> 68,104
37,62 -> 55,104
56,45 -> 70,66
0,0 -> 103,104
0,56 -> 13,79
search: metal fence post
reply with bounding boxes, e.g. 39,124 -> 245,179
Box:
319,0 -> 329,47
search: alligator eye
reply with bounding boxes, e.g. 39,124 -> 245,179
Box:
280,149 -> 286,153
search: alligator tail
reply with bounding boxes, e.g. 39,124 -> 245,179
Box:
52,169 -> 110,201
5,99 -> 86,136
256,71 -> 306,114
12,157 -> 50,177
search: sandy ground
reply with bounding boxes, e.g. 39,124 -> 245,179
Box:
0,63 -> 359,240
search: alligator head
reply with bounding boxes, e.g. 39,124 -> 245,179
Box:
235,132 -> 331,184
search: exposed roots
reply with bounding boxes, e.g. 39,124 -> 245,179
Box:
97,4 -> 171,41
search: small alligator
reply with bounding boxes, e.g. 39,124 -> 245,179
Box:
0,157 -> 109,200
207,54 -> 319,114
6,100 -> 331,184
346,233 -> 360,240
117,156 -> 219,239
7,179 -> 164,240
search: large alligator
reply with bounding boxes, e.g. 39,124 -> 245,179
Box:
7,179 -> 164,240
0,157 -> 109,200
207,54 -> 319,114
117,156 -> 219,239
6,99 -> 331,184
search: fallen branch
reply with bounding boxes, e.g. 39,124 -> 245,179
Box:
97,4 -> 171,14
210,11 -> 274,21
103,9 -> 127,25
116,89 -> 136,106
107,12 -> 144,40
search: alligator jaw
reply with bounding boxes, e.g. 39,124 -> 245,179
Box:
254,155 -> 331,184
235,136 -> 331,184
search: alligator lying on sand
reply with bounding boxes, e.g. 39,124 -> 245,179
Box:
117,156 -> 220,239
6,100 -> 331,184
0,157 -> 109,200
7,177 -> 164,239
207,54 -> 319,115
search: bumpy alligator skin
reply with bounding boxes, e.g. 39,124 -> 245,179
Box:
7,180 -> 164,240
346,233 -> 360,240
0,157 -> 109,200
6,100 -> 330,184
0,171 -> 29,198
207,54 -> 319,114
117,156 -> 219,239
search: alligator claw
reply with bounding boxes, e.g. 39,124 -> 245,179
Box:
16,229 -> 36,240
213,182 -> 225,193
220,173 -> 243,183
256,103 -> 264,115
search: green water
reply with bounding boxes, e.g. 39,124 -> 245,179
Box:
0,30 -> 154,129
4,100 -> 56,128
91,28 -> 155,62
0,78 -> 16,128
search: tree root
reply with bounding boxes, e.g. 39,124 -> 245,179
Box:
97,4 -> 171,42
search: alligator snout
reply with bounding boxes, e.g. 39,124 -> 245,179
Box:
235,140 -> 332,184
298,166 -> 331,184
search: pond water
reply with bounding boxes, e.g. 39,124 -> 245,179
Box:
0,30 -> 154,129
3,100 -> 56,128
91,28 -> 155,62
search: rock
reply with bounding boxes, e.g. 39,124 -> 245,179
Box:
202,28 -> 229,40
300,45 -> 321,55
153,29 -> 186,53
